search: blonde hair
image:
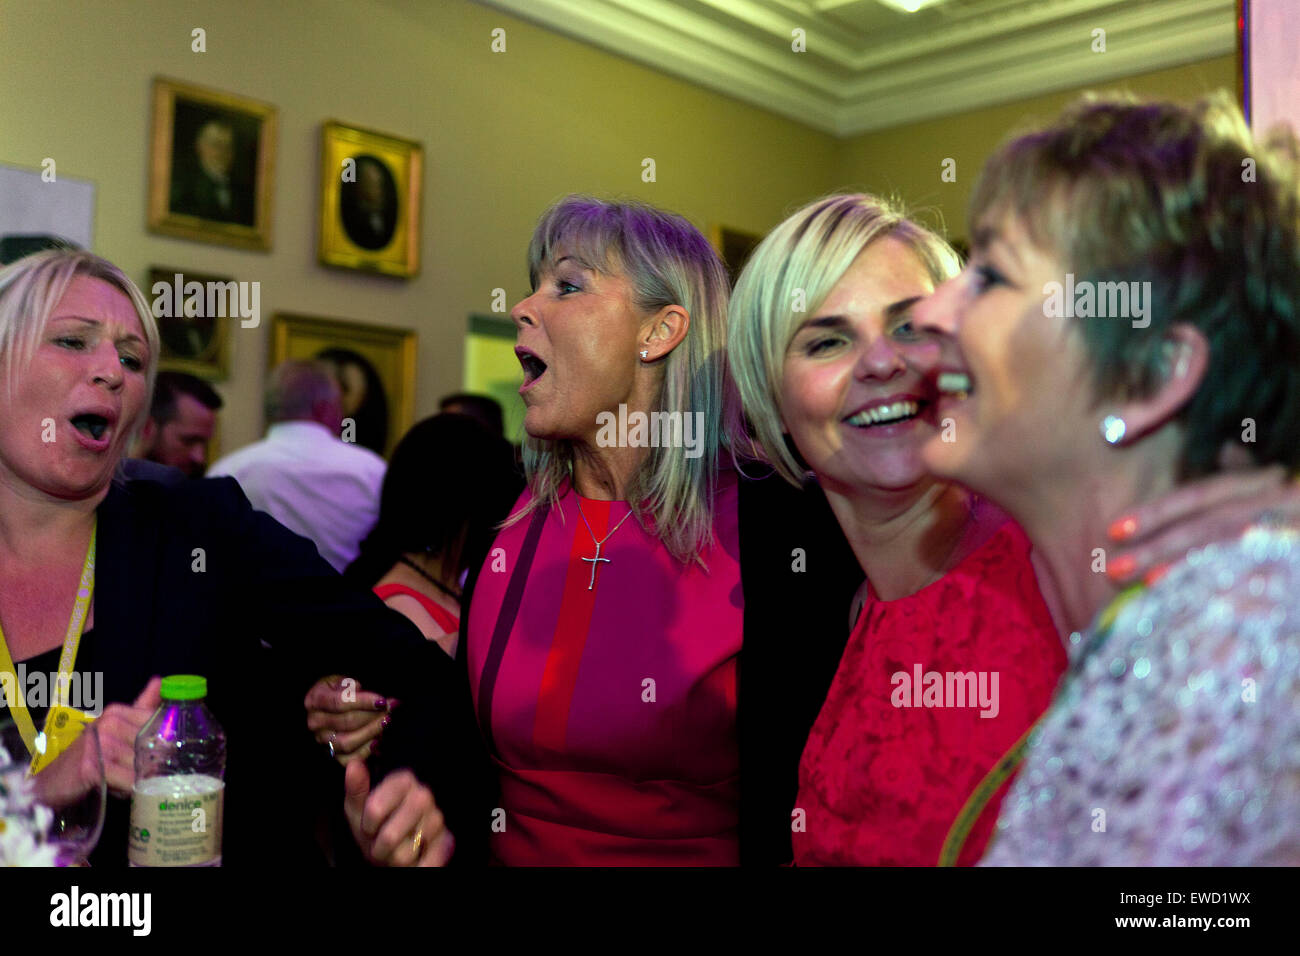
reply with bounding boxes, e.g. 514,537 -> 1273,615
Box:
510,196 -> 739,565
0,249 -> 161,443
728,193 -> 961,485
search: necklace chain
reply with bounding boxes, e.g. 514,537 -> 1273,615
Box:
397,555 -> 462,602
575,498 -> 635,591
575,498 -> 635,547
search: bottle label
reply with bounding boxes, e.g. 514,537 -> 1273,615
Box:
128,774 -> 224,866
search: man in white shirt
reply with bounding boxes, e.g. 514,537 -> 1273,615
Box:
208,359 -> 386,572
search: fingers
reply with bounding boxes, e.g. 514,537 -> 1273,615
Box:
32,729 -> 101,809
96,701 -> 158,798
1110,465 -> 1287,542
419,828 -> 455,867
305,678 -> 396,766
365,771 -> 449,867
1108,481 -> 1300,586
302,676 -> 391,715
344,766 -> 452,867
371,785 -> 435,865
358,768 -> 416,842
306,706 -> 386,735
314,715 -> 386,763
133,675 -> 163,711
342,757 -> 372,837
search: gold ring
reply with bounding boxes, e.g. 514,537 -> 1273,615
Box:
411,828 -> 423,856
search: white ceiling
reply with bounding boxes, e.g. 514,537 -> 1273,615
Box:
469,0 -> 1237,136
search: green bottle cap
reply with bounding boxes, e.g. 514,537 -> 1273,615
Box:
160,675 -> 207,700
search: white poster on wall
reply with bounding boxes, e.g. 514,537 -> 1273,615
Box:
0,162 -> 96,249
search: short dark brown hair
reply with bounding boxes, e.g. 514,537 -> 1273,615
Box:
970,91 -> 1300,478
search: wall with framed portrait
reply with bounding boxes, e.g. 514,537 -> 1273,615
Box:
2,2 -> 1236,459
317,122 -> 422,278
269,312 -> 417,458
147,77 -> 276,250
147,266 -> 234,380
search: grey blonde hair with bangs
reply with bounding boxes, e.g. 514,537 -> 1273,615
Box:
728,193 -> 961,485
0,249 -> 161,445
509,195 -> 738,566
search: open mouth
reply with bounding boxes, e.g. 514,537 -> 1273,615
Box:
70,413 -> 110,441
844,399 -> 926,429
516,348 -> 548,389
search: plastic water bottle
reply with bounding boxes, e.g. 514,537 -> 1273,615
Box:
129,675 -> 226,867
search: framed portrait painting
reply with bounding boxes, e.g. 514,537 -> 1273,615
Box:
147,266 -> 234,380
270,312 -> 417,457
148,77 -> 277,250
318,122 -> 422,278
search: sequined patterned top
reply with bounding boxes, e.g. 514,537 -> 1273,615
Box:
983,521 -> 1300,866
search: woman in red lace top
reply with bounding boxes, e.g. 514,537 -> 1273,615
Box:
728,194 -> 1067,865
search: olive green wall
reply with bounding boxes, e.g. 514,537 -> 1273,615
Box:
0,0 -> 1237,454
0,0 -> 838,454
832,55 -> 1238,242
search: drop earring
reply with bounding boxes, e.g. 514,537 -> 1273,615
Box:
1100,415 -> 1127,445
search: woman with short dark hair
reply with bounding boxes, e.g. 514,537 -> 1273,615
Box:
917,92 -> 1300,864
346,412 -> 523,658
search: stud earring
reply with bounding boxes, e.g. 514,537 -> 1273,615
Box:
1100,415 -> 1127,445
640,350 -> 649,360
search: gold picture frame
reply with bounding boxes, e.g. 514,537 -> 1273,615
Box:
147,77 -> 276,251
270,312 -> 417,458
317,122 -> 422,278
147,266 -> 235,380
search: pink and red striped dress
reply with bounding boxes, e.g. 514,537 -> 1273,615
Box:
467,475 -> 743,865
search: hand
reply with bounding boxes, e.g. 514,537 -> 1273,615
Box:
96,676 -> 161,799
1107,464 -> 1294,586
304,675 -> 394,766
31,723 -> 103,810
343,760 -> 453,866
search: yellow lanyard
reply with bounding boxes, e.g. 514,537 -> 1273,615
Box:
937,583 -> 1147,865
0,519 -> 96,773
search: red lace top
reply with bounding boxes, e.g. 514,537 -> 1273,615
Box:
793,520 -> 1066,866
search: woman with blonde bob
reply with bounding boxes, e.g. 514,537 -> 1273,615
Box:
729,183 -> 1300,867
0,249 -> 463,867
728,194 -> 1068,865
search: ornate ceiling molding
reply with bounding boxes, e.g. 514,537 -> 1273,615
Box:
470,0 -> 1236,135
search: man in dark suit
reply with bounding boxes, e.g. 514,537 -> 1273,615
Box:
169,117 -> 255,225
339,156 -> 396,250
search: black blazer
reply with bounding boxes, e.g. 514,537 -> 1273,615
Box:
82,471 -> 473,866
452,470 -> 862,866
736,471 -> 862,865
